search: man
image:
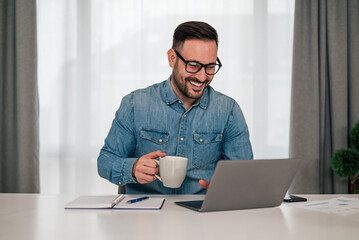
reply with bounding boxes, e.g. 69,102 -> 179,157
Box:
98,21 -> 253,194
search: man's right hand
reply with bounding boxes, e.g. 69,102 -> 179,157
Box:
132,150 -> 166,184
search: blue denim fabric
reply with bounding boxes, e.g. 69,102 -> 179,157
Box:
98,77 -> 253,194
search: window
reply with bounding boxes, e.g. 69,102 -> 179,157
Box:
37,0 -> 294,194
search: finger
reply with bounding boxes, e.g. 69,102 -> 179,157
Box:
199,180 -> 210,189
137,173 -> 157,184
143,150 -> 167,160
135,162 -> 159,175
133,164 -> 154,181
136,157 -> 158,169
138,165 -> 158,175
141,158 -> 158,168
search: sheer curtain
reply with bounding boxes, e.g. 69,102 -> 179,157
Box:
37,0 -> 294,194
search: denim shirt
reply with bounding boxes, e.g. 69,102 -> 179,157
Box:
98,77 -> 253,194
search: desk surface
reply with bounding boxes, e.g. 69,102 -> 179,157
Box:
0,194 -> 358,240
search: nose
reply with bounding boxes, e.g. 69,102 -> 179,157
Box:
194,67 -> 208,82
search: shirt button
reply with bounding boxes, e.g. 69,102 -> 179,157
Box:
129,179 -> 133,182
183,114 -> 186,118
119,181 -> 122,185
180,137 -> 184,141
159,139 -> 163,143
200,138 -> 203,142
178,100 -> 182,104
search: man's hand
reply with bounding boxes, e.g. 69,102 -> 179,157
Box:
132,150 -> 166,184
199,179 -> 210,189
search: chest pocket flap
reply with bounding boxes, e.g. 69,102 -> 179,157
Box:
194,132 -> 223,144
140,129 -> 169,145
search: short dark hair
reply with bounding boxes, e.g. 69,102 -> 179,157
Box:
172,21 -> 218,50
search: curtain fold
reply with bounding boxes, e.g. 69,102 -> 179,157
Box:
0,0 -> 39,193
289,0 -> 359,194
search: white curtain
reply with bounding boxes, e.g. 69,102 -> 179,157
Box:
37,0 -> 294,194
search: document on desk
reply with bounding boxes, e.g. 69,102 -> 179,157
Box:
291,197 -> 359,216
113,197 -> 165,210
65,195 -> 165,210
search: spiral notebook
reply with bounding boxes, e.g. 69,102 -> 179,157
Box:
64,195 -> 165,210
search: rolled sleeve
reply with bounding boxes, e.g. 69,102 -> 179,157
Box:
112,158 -> 138,185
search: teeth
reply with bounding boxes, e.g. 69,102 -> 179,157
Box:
190,81 -> 203,87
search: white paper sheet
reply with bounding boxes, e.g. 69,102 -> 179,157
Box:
113,197 -> 165,210
291,197 -> 359,216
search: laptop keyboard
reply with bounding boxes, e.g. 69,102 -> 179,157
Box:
176,200 -> 204,210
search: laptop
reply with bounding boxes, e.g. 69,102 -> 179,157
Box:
175,158 -> 300,212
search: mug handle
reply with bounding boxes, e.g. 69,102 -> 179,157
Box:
154,159 -> 162,182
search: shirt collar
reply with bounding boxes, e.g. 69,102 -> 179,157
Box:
162,76 -> 208,110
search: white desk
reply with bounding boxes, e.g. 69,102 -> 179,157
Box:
0,194 -> 358,240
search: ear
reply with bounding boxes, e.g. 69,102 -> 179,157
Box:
167,48 -> 176,68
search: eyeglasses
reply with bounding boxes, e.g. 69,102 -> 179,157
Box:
174,49 -> 222,75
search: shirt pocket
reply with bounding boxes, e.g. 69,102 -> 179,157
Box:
139,129 -> 169,155
192,132 -> 223,169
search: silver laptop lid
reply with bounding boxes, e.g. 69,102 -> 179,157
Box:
200,159 -> 300,212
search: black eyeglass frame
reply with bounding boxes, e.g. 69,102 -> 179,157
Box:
174,49 -> 222,75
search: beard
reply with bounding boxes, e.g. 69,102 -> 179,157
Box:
171,64 -> 210,100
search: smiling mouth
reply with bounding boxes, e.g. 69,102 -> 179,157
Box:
189,81 -> 203,87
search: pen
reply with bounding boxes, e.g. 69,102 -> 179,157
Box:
305,202 -> 328,207
127,196 -> 149,204
111,194 -> 125,207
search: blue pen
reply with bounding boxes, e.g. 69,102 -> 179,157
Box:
127,196 -> 149,204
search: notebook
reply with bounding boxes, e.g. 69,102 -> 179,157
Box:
64,195 -> 165,210
114,197 -> 165,210
175,159 -> 300,212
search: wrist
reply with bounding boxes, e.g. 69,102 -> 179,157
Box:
132,158 -> 139,178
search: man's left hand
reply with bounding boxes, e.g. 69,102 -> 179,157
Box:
199,179 -> 210,189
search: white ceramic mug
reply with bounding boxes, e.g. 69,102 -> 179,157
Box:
154,156 -> 188,188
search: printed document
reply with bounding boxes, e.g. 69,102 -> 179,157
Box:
292,197 -> 359,216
